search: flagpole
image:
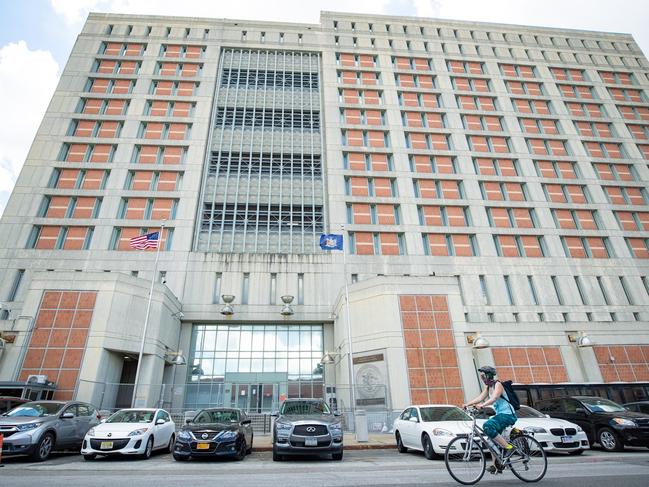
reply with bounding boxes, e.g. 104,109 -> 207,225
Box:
131,221 -> 165,408
340,224 -> 357,421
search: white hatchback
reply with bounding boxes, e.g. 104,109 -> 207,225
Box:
81,408 -> 176,460
394,404 -> 478,459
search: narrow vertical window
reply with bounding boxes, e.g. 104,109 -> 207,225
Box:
298,273 -> 304,305
527,275 -> 539,305
479,275 -> 489,304
213,272 -> 222,304
551,276 -> 564,305
242,273 -> 250,304
503,275 -> 514,305
270,273 -> 277,304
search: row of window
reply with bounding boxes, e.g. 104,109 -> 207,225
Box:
208,151 -> 322,176
215,107 -> 320,130
200,203 -> 324,232
222,68 -> 319,89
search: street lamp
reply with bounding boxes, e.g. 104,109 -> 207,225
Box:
280,295 -> 294,316
467,333 -> 490,349
568,331 -> 594,348
220,294 -> 235,316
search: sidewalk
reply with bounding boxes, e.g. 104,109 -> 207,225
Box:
252,433 -> 395,451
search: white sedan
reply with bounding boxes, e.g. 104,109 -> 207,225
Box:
479,405 -> 590,454
81,408 -> 176,460
394,404 -> 477,459
512,405 -> 590,454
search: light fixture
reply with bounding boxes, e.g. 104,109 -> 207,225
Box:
220,294 -> 235,316
165,349 -> 187,366
172,311 -> 184,319
320,352 -> 338,365
280,295 -> 294,316
467,333 -> 490,349
568,331 -> 593,348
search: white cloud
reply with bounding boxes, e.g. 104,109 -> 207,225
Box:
50,0 -> 103,24
0,41 -> 59,217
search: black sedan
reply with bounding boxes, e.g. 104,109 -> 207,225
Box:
173,408 -> 253,461
535,396 -> 649,451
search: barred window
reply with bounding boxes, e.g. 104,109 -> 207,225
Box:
215,107 -> 320,130
201,203 -> 323,232
209,151 -> 321,176
221,68 -> 318,89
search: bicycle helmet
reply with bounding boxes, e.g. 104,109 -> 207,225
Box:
478,365 -> 497,385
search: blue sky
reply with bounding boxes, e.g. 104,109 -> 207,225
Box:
1,0 -> 648,216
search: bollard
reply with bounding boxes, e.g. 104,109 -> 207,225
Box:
354,409 -> 369,442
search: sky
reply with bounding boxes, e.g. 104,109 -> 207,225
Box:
1,0 -> 648,217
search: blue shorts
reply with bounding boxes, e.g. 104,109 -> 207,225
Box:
483,413 -> 517,439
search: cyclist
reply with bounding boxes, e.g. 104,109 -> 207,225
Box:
462,365 -> 518,474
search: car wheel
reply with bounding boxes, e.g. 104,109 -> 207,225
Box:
141,436 -> 154,459
173,453 -> 189,461
396,432 -> 408,453
235,439 -> 246,461
332,451 -> 343,461
598,427 -> 623,452
272,446 -> 283,462
165,434 -> 175,453
568,449 -> 584,456
30,432 -> 55,462
422,433 -> 439,460
246,433 -> 253,455
83,454 -> 97,461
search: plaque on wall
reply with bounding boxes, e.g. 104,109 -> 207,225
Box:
352,350 -> 389,409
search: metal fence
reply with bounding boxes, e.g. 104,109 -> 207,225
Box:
77,379 -> 400,435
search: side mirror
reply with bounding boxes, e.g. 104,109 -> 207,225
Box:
61,412 -> 74,419
544,414 -> 550,418
333,411 -> 342,417
185,419 -> 192,424
156,418 -> 165,425
409,416 -> 419,423
271,411 -> 279,418
575,407 -> 588,415
241,419 -> 251,425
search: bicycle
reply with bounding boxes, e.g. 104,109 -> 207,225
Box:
444,407 -> 547,485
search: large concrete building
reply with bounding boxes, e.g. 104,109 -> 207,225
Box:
1,11 -> 649,419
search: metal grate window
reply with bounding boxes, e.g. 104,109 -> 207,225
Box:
208,151 -> 321,176
221,68 -> 318,89
215,106 -> 320,130
195,48 -> 324,253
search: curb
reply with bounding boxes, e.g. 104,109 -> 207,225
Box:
252,443 -> 395,452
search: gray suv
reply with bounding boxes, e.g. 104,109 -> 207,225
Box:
272,398 -> 343,461
0,400 -> 100,461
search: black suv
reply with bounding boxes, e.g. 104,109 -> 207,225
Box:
272,398 -> 343,461
535,396 -> 649,451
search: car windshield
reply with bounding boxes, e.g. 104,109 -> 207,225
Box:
516,406 -> 546,418
580,397 -> 626,413
194,410 -> 240,424
419,406 -> 470,422
106,410 -> 155,423
280,401 -> 331,415
6,402 -> 64,417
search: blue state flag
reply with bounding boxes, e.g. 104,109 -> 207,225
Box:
319,234 -> 343,251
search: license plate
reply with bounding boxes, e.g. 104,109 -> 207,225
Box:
561,436 -> 574,443
196,442 -> 210,450
305,437 -> 318,447
100,441 -> 113,450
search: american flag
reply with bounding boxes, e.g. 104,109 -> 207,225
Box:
129,231 -> 160,250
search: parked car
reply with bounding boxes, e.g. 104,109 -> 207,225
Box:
0,396 -> 29,414
623,401 -> 649,415
394,404 -> 476,459
535,396 -> 649,451
81,408 -> 176,460
0,400 -> 100,461
173,408 -> 252,461
478,405 -> 589,455
272,398 -> 343,461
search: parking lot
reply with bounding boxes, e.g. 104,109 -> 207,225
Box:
2,446 -> 649,486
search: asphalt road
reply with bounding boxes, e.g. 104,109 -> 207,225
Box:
2,448 -> 649,486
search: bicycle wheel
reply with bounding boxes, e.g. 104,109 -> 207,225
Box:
508,434 -> 547,483
444,436 -> 487,485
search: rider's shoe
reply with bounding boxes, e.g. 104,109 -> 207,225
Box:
486,464 -> 503,475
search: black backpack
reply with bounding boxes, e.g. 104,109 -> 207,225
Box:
499,380 -> 521,411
